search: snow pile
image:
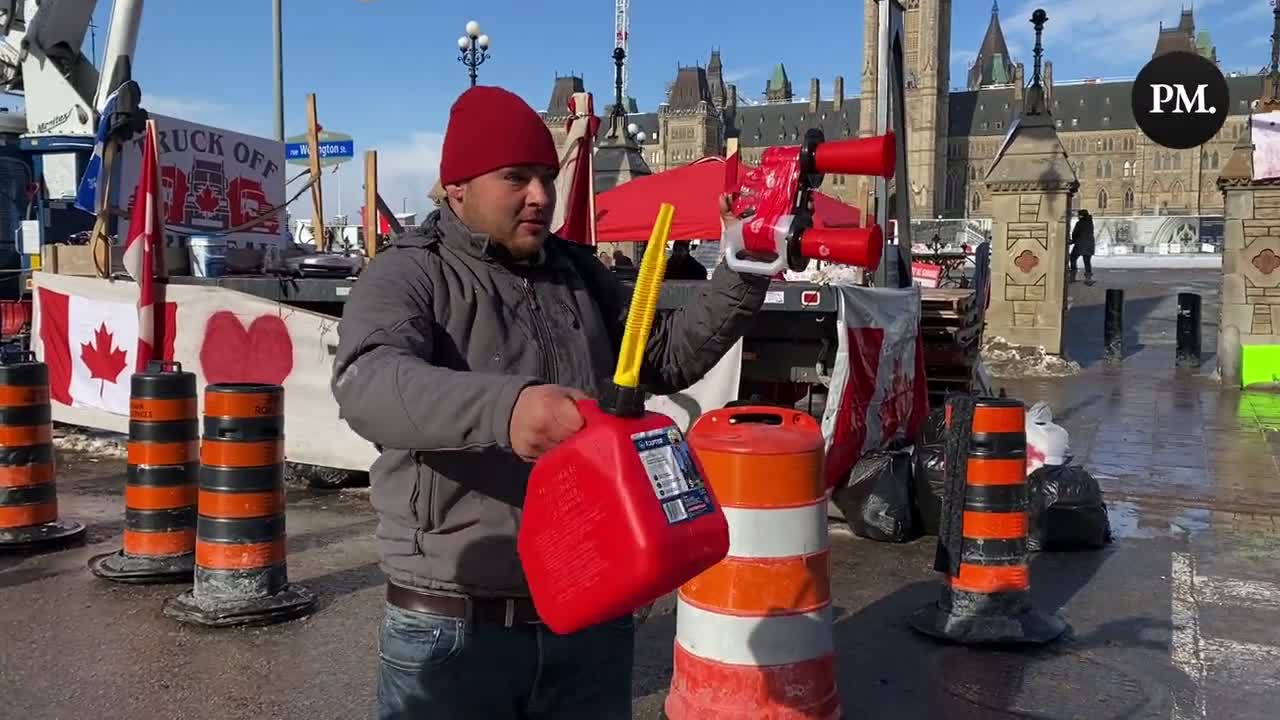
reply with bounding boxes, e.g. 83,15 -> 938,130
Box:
981,336 -> 1081,377
53,425 -> 127,458
783,265 -> 866,285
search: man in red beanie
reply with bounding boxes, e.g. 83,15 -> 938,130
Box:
332,85 -> 769,719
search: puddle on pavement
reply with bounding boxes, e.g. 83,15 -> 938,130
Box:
1107,500 -> 1212,539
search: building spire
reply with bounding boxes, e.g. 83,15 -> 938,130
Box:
993,1 -> 999,13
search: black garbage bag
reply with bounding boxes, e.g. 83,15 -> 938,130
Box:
912,408 -> 947,536
1027,464 -> 1112,551
833,447 -> 917,543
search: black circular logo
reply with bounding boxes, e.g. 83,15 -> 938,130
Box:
1132,51 -> 1229,150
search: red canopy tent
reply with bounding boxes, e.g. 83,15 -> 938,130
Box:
592,155 -> 862,242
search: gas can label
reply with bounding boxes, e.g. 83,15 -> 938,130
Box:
631,426 -> 714,525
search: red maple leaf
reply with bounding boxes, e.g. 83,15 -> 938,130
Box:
80,323 -> 129,395
194,185 -> 221,214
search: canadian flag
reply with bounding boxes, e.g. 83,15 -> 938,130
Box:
38,288 -> 176,416
124,118 -> 164,368
821,285 -> 929,490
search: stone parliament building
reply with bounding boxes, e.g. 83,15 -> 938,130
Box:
541,3 -> 1262,224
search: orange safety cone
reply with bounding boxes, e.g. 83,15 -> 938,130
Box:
163,383 -> 315,626
910,394 -> 1067,644
89,362 -> 198,582
665,406 -> 840,720
0,352 -> 84,550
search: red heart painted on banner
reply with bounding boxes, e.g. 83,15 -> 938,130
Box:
199,311 -> 294,386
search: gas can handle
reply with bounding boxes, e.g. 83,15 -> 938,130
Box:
725,412 -> 784,426
722,215 -> 791,276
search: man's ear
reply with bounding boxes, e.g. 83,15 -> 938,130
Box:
445,181 -> 465,204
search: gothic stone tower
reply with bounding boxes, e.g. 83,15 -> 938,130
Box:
859,0 -> 951,218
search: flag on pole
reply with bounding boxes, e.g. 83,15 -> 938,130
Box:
123,119 -> 163,371
74,87 -> 120,214
553,92 -> 600,245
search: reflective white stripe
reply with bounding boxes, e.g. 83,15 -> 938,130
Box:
675,596 -> 833,666
721,502 -> 828,559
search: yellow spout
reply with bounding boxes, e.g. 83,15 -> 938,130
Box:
613,203 -> 675,388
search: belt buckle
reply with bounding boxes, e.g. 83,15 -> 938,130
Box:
503,598 -> 515,628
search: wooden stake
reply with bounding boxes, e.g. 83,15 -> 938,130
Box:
306,93 -> 325,252
363,150 -> 378,258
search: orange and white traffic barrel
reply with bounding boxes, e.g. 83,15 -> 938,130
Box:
666,406 -> 840,720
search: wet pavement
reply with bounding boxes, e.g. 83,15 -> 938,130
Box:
2,268 -> 1278,719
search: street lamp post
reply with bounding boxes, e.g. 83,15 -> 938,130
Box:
457,20 -> 491,88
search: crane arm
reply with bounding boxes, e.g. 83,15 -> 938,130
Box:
0,0 -> 144,137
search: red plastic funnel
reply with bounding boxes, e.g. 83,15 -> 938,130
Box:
798,224 -> 884,271
812,133 -> 895,178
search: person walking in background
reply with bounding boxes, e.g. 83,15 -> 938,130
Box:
1070,208 -> 1095,284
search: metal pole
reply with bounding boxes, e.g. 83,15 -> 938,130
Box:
1104,288 -> 1124,364
1176,292 -> 1202,369
469,45 -> 478,87
273,0 -> 284,141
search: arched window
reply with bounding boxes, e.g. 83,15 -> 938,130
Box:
1096,161 -> 1104,179
1211,150 -> 1220,169
1123,160 -> 1132,177
1098,189 -> 1108,210
1171,181 -> 1184,205
1173,153 -> 1182,170
972,193 -> 981,212
1105,160 -> 1113,178
1123,187 -> 1135,209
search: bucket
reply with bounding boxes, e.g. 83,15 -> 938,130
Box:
188,235 -> 226,278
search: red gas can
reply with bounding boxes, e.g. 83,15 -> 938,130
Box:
518,399 -> 730,635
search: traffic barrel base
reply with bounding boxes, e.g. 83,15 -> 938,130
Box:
90,362 -> 198,583
0,354 -> 84,551
162,383 -> 315,627
666,407 -> 841,719
909,394 -> 1067,645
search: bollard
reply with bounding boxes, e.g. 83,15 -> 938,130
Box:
90,362 -> 198,582
1104,288 -> 1124,363
666,407 -> 840,720
1176,292 -> 1202,369
163,383 -> 315,626
909,394 -> 1067,645
0,352 -> 84,550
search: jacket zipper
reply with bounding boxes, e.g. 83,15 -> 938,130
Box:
523,278 -> 558,383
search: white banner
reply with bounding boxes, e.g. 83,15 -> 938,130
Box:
34,272 -> 374,470
32,274 -> 747,471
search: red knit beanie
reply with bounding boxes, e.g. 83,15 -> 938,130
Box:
438,86 -> 560,186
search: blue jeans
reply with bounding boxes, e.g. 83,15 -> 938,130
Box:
375,602 -> 635,719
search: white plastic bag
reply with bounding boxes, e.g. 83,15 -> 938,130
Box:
1025,401 -> 1070,474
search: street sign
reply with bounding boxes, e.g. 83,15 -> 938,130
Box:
285,131 -> 354,166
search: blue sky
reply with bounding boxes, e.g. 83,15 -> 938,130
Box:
77,0 -> 1263,217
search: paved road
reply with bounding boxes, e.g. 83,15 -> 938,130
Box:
2,268 -> 1277,719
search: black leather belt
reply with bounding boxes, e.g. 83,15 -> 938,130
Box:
386,581 -> 540,628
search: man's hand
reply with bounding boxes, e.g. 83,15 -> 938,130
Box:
510,384 -> 590,461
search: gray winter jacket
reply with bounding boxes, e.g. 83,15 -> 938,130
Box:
331,205 -> 768,597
